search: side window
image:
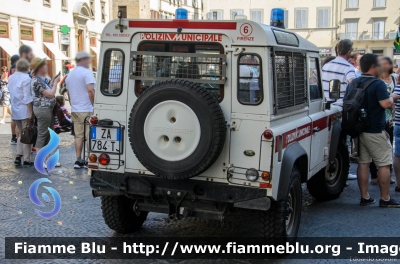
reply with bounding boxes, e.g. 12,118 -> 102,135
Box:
273,50 -> 307,113
238,54 -> 262,105
309,57 -> 322,100
101,50 -> 124,96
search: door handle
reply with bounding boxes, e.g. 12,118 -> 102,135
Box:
313,127 -> 321,133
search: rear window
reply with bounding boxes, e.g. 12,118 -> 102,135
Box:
132,43 -> 225,101
100,49 -> 124,96
238,54 -> 262,105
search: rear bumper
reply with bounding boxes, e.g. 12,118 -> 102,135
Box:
90,171 -> 271,217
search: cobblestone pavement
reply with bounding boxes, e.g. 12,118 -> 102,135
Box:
1,130 -> 400,264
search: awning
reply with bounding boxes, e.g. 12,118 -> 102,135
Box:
90,46 -> 98,54
0,38 -> 19,56
21,40 -> 49,60
43,42 -> 69,60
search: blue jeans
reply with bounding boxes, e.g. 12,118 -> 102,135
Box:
394,125 -> 400,157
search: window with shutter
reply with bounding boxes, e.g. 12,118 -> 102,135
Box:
295,9 -> 307,28
345,21 -> 358,40
251,10 -> 262,23
347,0 -> 358,8
373,20 -> 385,39
374,0 -> 386,7
284,10 -> 289,28
217,11 -> 223,20
317,8 -> 330,28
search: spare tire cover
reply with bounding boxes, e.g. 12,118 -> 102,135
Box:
128,80 -> 226,180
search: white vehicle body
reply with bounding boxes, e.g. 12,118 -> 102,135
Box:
89,17 -> 348,241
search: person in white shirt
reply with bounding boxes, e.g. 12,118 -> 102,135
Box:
322,39 -> 357,180
7,59 -> 34,167
322,39 -> 356,103
65,51 -> 96,169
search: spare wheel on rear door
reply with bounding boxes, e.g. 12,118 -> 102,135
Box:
128,80 -> 226,180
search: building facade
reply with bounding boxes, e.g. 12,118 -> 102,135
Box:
338,0 -> 400,59
110,0 -> 204,20
204,0 -> 400,60
0,0 -> 110,77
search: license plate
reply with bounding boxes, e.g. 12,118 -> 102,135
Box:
90,127 -> 122,153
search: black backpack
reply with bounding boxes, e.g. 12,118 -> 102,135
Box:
342,78 -> 378,138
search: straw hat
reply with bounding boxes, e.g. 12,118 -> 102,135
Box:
29,57 -> 47,73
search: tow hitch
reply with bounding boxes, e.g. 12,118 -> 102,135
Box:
163,190 -> 188,221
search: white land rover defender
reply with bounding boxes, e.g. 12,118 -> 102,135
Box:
88,10 -> 348,242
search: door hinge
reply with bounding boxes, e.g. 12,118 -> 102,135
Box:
228,121 -> 237,130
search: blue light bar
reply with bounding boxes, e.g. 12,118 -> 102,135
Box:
175,8 -> 188,20
271,8 -> 285,29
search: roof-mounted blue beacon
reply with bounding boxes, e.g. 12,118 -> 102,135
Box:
270,8 -> 285,29
175,8 -> 188,20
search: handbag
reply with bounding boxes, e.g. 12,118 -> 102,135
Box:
20,119 -> 37,144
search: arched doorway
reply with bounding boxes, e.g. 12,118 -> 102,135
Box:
73,2 -> 93,53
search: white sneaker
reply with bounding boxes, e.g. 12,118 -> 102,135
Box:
43,162 -> 61,169
0,120 -> 5,124
347,173 -> 357,180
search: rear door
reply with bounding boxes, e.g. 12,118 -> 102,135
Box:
125,34 -> 232,178
229,47 -> 269,182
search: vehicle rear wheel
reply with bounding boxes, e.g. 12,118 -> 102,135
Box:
307,140 -> 349,200
260,167 -> 302,244
101,196 -> 148,234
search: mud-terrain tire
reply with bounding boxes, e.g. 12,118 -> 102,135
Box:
101,196 -> 148,234
260,167 -> 302,244
128,79 -> 226,180
307,140 -> 349,200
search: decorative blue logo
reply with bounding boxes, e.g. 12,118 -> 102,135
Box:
29,178 -> 61,219
35,128 -> 60,175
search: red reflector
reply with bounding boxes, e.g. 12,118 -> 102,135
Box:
263,129 -> 273,140
98,153 -> 110,165
90,115 -> 98,125
88,164 -> 99,169
260,183 -> 272,188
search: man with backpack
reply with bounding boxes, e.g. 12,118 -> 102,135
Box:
343,54 -> 400,207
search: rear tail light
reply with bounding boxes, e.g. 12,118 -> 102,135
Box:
90,115 -> 98,125
261,171 -> 270,181
263,129 -> 273,140
89,154 -> 97,163
259,183 -> 272,188
98,153 -> 110,165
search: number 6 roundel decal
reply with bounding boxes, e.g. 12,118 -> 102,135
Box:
240,23 -> 253,37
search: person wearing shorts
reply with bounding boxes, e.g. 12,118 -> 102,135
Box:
345,54 -> 400,207
65,51 -> 96,169
7,59 -> 34,167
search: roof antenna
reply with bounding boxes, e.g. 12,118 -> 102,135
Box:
117,10 -> 124,33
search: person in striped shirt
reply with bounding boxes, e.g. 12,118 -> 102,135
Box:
393,83 -> 400,192
322,39 -> 357,180
322,39 -> 356,104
